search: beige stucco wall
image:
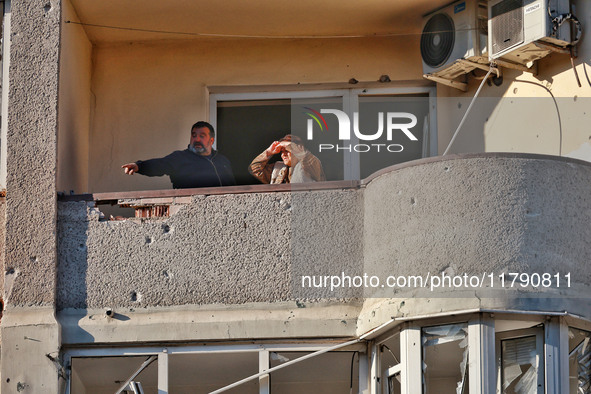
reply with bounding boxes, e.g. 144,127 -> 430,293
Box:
57,0 -> 591,194
437,0 -> 591,160
58,0 -> 92,194
86,36 -> 421,192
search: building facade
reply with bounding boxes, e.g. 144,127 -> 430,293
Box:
0,0 -> 590,393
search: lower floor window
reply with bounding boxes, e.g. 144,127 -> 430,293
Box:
422,323 -> 469,394
569,327 -> 591,394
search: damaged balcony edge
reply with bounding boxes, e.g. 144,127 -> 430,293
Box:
57,152 -> 591,204
57,179 -> 361,203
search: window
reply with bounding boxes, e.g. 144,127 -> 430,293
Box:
211,87 -> 436,185
496,327 -> 544,394
269,351 -> 359,393
66,344 -> 361,393
421,323 -> 469,394
568,327 -> 590,394
378,332 -> 401,394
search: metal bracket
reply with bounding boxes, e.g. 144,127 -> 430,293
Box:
493,59 -> 537,75
458,59 -> 501,78
534,41 -> 571,55
423,74 -> 467,92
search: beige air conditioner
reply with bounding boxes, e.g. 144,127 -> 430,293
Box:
488,0 -> 575,65
421,0 -> 488,82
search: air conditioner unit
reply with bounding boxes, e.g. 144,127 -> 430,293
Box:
421,0 -> 488,81
488,0 -> 572,64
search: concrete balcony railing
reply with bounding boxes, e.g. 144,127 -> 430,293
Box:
57,153 -> 591,320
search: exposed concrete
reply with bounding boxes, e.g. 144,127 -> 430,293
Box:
1,308 -> 64,393
1,0 -> 62,392
59,302 -> 361,345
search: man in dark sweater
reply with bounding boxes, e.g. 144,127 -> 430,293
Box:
122,121 -> 235,188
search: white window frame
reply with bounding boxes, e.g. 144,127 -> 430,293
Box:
209,86 -> 437,181
64,342 -> 365,394
496,327 -> 545,394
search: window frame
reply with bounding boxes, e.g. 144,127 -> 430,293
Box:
209,86 -> 437,181
64,342 -> 366,394
495,326 -> 545,394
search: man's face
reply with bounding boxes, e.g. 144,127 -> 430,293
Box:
190,127 -> 214,156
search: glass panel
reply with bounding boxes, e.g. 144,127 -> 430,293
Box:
217,99 -> 291,185
380,333 -> 401,394
169,352 -> 259,394
501,336 -> 538,394
358,94 -> 429,178
389,372 -> 402,394
569,328 -> 591,394
291,97 -> 345,181
71,356 -> 158,394
270,351 -> 358,394
422,323 -> 469,394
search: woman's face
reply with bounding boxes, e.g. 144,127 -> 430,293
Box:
281,149 -> 292,167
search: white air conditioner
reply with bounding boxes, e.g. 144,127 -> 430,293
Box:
488,0 -> 572,64
421,0 -> 488,81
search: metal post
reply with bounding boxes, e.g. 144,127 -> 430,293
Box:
259,350 -> 270,394
158,350 -> 169,394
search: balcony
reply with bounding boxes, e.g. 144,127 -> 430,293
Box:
56,153 -> 591,346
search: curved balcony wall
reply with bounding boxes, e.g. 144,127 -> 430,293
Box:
362,154 -> 591,321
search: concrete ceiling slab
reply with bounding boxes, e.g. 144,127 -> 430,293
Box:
68,0 -> 452,43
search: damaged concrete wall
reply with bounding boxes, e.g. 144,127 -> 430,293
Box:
57,189 -> 364,309
1,0 -> 62,392
57,154 -> 591,323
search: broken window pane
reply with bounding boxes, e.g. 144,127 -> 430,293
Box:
270,351 -> 358,393
422,323 -> 469,394
71,356 -> 158,393
569,328 -> 591,394
379,332 -> 401,394
388,372 -> 402,394
501,335 -> 540,394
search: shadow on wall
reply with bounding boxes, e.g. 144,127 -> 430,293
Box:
56,201 -> 95,342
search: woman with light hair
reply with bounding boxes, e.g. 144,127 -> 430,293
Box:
249,134 -> 325,184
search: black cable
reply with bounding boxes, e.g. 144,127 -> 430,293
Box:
513,80 -> 562,156
583,62 -> 591,88
570,48 -> 582,88
349,351 -> 357,392
382,344 -> 400,364
63,20 -> 482,40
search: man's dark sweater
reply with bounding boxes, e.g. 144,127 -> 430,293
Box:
136,148 -> 235,189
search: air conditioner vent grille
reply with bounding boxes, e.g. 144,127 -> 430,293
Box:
421,13 -> 455,68
490,0 -> 524,56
